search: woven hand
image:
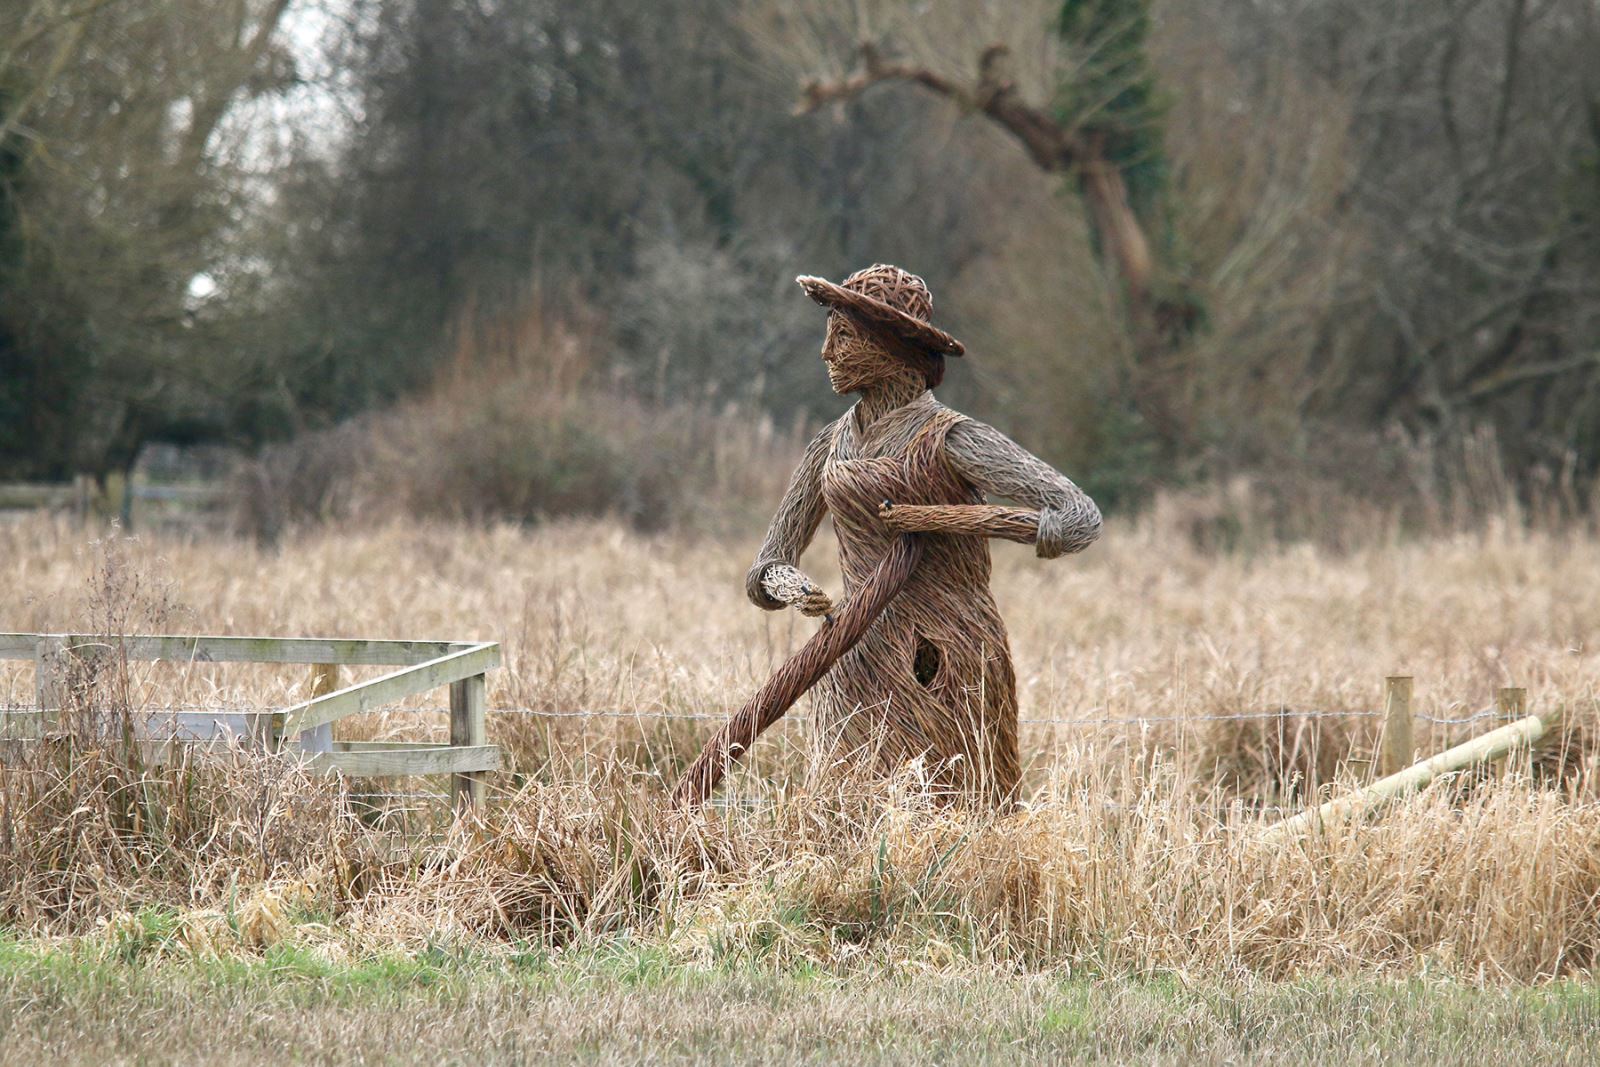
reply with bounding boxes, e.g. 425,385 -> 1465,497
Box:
761,563 -> 835,617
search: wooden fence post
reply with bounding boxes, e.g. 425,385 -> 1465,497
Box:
33,640 -> 55,715
298,663 -> 339,753
32,636 -> 81,715
1497,686 -> 1529,774
450,673 -> 487,809
72,474 -> 91,526
1379,675 -> 1414,777
1497,687 -> 1527,719
30,638 -> 64,740
1263,708 -> 1555,841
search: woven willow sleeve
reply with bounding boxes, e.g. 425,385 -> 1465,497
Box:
746,421 -> 837,609
944,419 -> 1102,559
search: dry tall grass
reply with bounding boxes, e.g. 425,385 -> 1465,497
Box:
3,508 -> 1599,980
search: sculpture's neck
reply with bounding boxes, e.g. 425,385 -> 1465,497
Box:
854,369 -> 927,430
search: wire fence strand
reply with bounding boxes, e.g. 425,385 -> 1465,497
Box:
1,702 -> 1525,731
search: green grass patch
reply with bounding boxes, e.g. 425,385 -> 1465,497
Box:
5,937 -> 1600,1065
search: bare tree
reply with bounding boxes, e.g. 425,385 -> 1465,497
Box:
762,0 -> 1210,456
1,0 -> 299,480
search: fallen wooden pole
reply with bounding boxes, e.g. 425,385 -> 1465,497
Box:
1262,709 -> 1555,842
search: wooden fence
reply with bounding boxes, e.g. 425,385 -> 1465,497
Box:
0,478 -> 228,530
0,641 -> 1568,821
0,633 -> 502,807
1264,675 -> 1556,840
0,478 -> 93,518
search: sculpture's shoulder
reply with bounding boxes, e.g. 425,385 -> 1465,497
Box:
914,397 -> 973,447
940,412 -> 1013,457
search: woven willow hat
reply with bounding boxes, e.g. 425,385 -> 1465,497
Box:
797,264 -> 965,358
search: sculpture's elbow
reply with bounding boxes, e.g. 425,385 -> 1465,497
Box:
1035,501 -> 1102,560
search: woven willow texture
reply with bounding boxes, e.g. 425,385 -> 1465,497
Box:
797,264 -> 965,357
670,531 -> 923,808
675,264 -> 1100,808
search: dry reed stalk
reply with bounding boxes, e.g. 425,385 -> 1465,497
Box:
3,512 -> 1600,979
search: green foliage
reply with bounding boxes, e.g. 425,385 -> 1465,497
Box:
1079,396 -> 1164,513
0,88 -> 35,476
108,908 -> 183,965
1054,0 -> 1170,222
7,938 -> 1600,1063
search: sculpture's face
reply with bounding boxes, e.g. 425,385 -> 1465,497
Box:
821,311 -> 902,395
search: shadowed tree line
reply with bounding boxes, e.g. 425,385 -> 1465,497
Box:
2,0 -> 1598,522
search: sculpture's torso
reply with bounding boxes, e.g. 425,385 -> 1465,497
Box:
816,393 -> 1020,800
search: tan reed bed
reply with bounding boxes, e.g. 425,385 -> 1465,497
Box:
1,511 -> 1598,978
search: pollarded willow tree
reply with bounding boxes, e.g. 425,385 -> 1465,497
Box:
776,0 -> 1600,512
783,0 -> 1202,456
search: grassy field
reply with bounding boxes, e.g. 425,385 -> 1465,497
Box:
4,936 -> 1600,1065
3,508 -> 1600,1059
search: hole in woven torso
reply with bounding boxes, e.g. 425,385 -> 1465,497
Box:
913,636 -> 942,688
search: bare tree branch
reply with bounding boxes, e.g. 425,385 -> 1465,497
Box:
0,0 -> 129,147
1456,351 -> 1600,405
1435,9 -> 1464,169
1488,0 -> 1528,166
0,0 -> 125,77
793,38 -> 1165,307
797,42 -> 1079,173
175,0 -> 294,170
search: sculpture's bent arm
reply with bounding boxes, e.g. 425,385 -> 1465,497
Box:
944,419 -> 1102,559
746,421 -> 836,609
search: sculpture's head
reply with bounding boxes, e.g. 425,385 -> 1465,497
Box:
797,264 -> 964,396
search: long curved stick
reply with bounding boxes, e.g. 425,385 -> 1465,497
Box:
670,533 -> 924,809
670,503 -> 1043,810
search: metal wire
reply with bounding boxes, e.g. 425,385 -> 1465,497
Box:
1412,705 -> 1515,725
481,707 -> 728,721
1021,709 -> 1385,727
381,705 -> 1392,727
2,701 -> 1530,730
469,704 -> 1521,728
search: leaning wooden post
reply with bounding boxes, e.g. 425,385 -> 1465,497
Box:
1263,708 -> 1556,842
1378,676 -> 1414,777
298,663 -> 339,754
450,673 -> 487,809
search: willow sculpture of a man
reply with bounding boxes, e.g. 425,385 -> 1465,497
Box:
673,264 -> 1101,808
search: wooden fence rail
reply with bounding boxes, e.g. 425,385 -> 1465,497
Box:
0,632 -> 502,807
0,479 -> 91,512
0,478 -> 228,530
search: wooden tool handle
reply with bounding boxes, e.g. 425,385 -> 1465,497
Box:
878,501 -> 1041,544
